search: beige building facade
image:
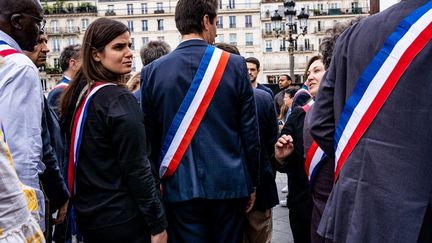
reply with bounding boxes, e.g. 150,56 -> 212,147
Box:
41,0 -> 369,91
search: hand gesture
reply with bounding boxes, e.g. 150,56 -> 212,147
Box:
151,230 -> 168,243
274,135 -> 294,162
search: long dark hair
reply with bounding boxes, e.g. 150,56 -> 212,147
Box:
60,18 -> 129,122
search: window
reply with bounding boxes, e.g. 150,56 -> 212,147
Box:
82,18 -> 89,31
131,38 -> 135,50
141,20 -> 148,31
219,0 -> 222,9
141,3 -> 148,14
127,4 -> 133,15
317,21 -> 321,32
228,0 -> 235,9
128,21 -> 134,32
245,0 -> 251,8
229,16 -> 236,28
67,19 -> 74,32
142,37 -> 149,45
51,20 -> 58,33
53,39 -> 60,52
217,16 -> 223,29
265,23 -> 272,32
304,39 -> 310,50
68,37 -> 75,45
216,34 -> 224,43
157,19 -> 164,31
265,40 -> 272,52
157,36 -> 165,41
245,15 -> 252,28
229,33 -> 237,46
245,33 -> 253,46
157,2 -> 163,11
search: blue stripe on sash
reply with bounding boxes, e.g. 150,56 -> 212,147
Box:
334,1 -> 432,149
159,45 -> 215,164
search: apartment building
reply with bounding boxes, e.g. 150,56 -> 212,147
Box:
41,0 -> 368,90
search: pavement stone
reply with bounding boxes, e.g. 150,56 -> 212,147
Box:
271,172 -> 294,243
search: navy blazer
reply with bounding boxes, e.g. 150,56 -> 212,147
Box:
253,89 -> 279,211
141,39 -> 260,203
40,97 -> 69,210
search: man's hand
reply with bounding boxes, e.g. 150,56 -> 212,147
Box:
245,191 -> 256,213
151,230 -> 168,243
275,135 -> 294,162
52,200 -> 68,225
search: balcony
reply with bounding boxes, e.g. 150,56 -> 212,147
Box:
105,10 -> 116,16
154,9 -> 165,14
45,27 -> 80,36
311,7 -> 369,16
43,4 -> 97,15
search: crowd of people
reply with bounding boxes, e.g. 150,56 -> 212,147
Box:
0,0 -> 431,243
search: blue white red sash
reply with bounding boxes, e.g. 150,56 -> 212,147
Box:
302,99 -> 326,185
51,79 -> 69,91
159,45 -> 230,178
0,40 -> 19,57
334,1 -> 432,181
67,82 -> 115,194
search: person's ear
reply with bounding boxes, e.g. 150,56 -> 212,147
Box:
202,14 -> 211,31
92,48 -> 101,62
10,14 -> 24,30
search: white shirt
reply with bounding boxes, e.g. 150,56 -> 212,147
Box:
0,31 -> 45,231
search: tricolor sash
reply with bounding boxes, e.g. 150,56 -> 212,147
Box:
0,40 -> 20,57
51,80 -> 69,91
67,82 -> 115,194
303,99 -> 327,186
159,45 -> 230,178
334,1 -> 432,181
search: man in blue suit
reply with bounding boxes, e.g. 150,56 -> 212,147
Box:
140,0 -> 260,242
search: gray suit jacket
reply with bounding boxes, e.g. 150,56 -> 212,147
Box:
310,1 -> 432,242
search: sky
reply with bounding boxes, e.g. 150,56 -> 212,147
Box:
380,0 -> 401,11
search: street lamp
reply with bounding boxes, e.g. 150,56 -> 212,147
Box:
272,0 -> 309,82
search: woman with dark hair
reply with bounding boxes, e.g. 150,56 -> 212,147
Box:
274,55 -> 326,243
60,18 -> 167,243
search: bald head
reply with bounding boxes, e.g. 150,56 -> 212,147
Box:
0,0 -> 43,51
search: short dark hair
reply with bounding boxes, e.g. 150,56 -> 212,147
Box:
214,43 -> 239,55
245,57 -> 260,70
140,40 -> 171,66
175,0 -> 218,35
59,44 -> 81,72
280,74 -> 292,81
284,87 -> 298,98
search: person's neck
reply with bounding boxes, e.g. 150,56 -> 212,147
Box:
182,33 -> 207,43
63,70 -> 74,80
251,80 -> 258,88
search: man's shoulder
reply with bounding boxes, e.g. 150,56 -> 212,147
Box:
254,88 -> 272,101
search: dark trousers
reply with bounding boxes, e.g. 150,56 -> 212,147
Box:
81,216 -> 150,243
166,198 -> 247,243
289,202 -> 313,243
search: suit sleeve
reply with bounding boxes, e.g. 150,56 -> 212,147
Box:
278,108 -> 306,172
39,99 -> 70,210
238,59 -> 260,187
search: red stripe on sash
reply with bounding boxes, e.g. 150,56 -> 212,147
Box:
164,51 -> 230,178
334,21 -> 432,181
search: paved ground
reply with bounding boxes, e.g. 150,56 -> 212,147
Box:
272,172 -> 294,243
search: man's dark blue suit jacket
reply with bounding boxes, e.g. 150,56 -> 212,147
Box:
141,39 -> 260,203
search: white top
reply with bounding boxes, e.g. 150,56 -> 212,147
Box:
0,31 -> 45,231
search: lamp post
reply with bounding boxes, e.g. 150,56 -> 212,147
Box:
271,0 -> 309,82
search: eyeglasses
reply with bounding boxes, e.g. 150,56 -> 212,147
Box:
21,13 -> 46,31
